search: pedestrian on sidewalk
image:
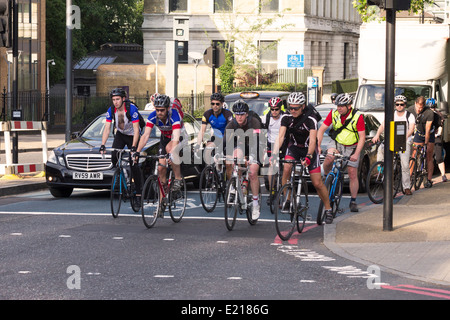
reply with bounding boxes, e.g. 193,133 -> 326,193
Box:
427,98 -> 447,182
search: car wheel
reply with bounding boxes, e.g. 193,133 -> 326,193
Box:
49,186 -> 73,198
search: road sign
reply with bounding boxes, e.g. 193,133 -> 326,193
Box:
287,54 -> 304,68
203,45 -> 225,68
307,76 -> 318,88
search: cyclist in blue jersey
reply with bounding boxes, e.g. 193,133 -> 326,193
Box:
197,92 -> 234,162
100,88 -> 143,204
135,94 -> 188,192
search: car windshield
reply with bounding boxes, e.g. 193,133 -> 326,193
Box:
354,84 -> 432,112
225,99 -> 269,116
80,114 -> 161,140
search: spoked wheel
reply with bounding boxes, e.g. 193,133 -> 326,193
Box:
246,192 -> 260,226
110,169 -> 124,218
199,165 -> 219,212
414,156 -> 425,190
295,178 -> 308,233
393,159 -> 403,196
367,161 -> 385,204
274,183 -> 297,241
269,173 -> 280,214
141,176 -> 160,229
169,176 -> 187,223
224,177 -> 238,231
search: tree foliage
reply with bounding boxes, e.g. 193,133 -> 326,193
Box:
46,0 -> 144,85
352,0 -> 435,22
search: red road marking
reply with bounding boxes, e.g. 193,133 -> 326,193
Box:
274,224 -> 319,244
381,284 -> 450,300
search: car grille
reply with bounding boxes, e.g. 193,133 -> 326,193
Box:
66,154 -> 112,171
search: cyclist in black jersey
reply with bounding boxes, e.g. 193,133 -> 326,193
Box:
197,92 -> 234,163
272,92 -> 333,222
225,100 -> 265,220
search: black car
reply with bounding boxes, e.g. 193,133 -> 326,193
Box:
224,91 -> 290,117
45,111 -> 204,197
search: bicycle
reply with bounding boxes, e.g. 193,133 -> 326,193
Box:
274,159 -> 309,241
109,148 -> 143,218
411,144 -> 427,190
265,152 -> 284,214
141,154 -> 187,228
317,153 -> 348,225
224,157 -> 259,231
199,148 -> 227,212
366,151 -> 404,204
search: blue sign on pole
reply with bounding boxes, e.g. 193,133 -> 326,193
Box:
287,54 -> 304,68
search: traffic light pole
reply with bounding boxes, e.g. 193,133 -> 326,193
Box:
383,8 -> 395,231
11,0 -> 18,163
65,0 -> 72,142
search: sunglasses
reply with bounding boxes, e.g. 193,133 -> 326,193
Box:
155,108 -> 166,113
395,103 -> 405,106
211,102 -> 221,106
271,108 -> 280,111
289,106 -> 302,111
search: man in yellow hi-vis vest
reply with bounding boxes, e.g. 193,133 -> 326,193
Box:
317,93 -> 366,218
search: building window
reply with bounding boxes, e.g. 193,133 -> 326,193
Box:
169,0 -> 187,12
178,41 -> 188,64
214,0 -> 233,13
260,0 -> 278,13
259,41 -> 277,73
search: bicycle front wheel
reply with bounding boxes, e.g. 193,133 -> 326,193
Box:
367,161 -> 384,204
141,176 -> 160,228
317,174 -> 334,225
224,177 -> 238,231
130,168 -> 143,213
199,165 -> 219,212
296,178 -> 308,233
274,183 -> 297,241
110,169 -> 124,218
169,176 -> 187,223
269,173 -> 280,214
414,155 -> 425,190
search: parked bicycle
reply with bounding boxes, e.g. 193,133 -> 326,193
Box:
274,159 -> 309,241
224,157 -> 259,231
366,151 -> 404,204
110,148 -> 143,218
199,148 -> 227,212
317,153 -> 348,225
141,154 -> 187,228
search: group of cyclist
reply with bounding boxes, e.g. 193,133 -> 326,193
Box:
100,86 -> 445,227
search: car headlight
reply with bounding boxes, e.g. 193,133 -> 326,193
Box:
47,151 -> 64,166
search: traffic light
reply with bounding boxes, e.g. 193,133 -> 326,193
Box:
367,0 -> 410,10
0,0 -> 11,48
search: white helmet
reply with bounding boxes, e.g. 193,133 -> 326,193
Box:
335,93 -> 353,106
394,95 -> 407,103
287,92 -> 306,105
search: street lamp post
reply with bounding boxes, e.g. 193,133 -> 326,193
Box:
46,59 -> 55,122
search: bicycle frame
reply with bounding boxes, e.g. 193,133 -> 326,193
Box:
230,158 -> 250,210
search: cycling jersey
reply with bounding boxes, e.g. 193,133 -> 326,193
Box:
281,113 -> 318,148
201,108 -> 234,138
105,103 -> 140,136
225,117 -> 264,162
146,108 -> 187,140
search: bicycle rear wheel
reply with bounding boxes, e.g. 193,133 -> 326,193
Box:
224,177 -> 238,231
110,169 -> 124,218
169,176 -> 187,223
367,161 -> 384,204
393,158 -> 402,196
141,176 -> 160,228
199,165 -> 219,212
274,183 -> 297,241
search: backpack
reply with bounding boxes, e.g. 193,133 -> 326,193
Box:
432,108 -> 445,130
113,100 -> 146,133
248,109 -> 263,126
304,103 -> 322,123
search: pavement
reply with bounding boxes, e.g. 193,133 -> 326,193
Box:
1,133 -> 450,287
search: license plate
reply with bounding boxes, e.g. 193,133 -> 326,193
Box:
73,172 -> 103,180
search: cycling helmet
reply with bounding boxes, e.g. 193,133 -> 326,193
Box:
153,94 -> 171,108
426,98 -> 437,108
210,92 -> 224,103
394,95 -> 407,103
232,99 -> 249,114
287,92 -> 306,105
335,93 -> 353,106
110,88 -> 126,99
268,97 -> 283,109
330,93 -> 338,102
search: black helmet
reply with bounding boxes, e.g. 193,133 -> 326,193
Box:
110,88 -> 126,99
210,92 -> 224,102
330,93 -> 338,102
154,94 -> 171,108
232,99 -> 249,114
